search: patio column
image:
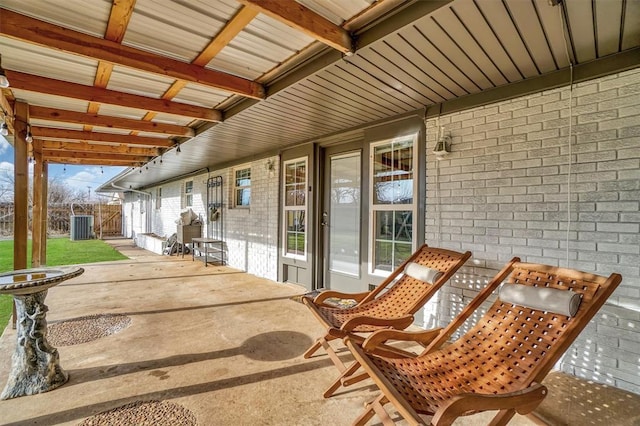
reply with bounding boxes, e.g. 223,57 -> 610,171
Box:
31,139 -> 44,267
13,100 -> 28,270
13,101 -> 29,328
40,161 -> 48,265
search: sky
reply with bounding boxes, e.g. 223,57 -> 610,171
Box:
0,135 -> 126,201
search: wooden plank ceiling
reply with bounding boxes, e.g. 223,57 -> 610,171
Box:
0,0 -> 637,185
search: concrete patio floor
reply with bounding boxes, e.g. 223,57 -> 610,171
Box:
0,239 -> 638,425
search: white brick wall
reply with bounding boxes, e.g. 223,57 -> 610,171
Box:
143,156 -> 280,281
425,68 -> 640,394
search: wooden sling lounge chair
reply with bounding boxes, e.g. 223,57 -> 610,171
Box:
302,244 -> 471,395
345,259 -> 622,426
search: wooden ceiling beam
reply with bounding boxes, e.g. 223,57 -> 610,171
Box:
43,150 -> 150,163
31,126 -> 174,147
237,0 -> 354,54
30,105 -> 194,137
136,5 -> 259,130
86,0 -> 137,131
105,0 -> 136,42
7,71 -> 221,122
193,6 -> 259,66
0,9 -> 265,99
45,157 -> 144,167
39,140 -> 159,156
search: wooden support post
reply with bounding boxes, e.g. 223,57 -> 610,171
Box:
13,101 -> 28,268
31,139 -> 43,267
13,101 -> 29,328
40,161 -> 48,265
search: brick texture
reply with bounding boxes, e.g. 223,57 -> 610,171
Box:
425,68 -> 640,394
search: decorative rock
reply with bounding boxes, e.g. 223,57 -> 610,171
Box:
48,314 -> 132,346
77,400 -> 198,425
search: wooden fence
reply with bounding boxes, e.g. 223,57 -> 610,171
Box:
0,202 -> 122,238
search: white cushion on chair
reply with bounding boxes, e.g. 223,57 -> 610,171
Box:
499,284 -> 582,317
404,262 -> 443,284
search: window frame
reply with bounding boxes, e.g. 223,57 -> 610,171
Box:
368,134 -> 419,277
155,187 -> 162,210
184,180 -> 193,208
282,157 -> 308,261
233,165 -> 252,208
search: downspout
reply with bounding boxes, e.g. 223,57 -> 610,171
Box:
110,183 -> 152,234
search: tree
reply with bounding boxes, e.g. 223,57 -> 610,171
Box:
0,164 -> 18,203
0,166 -> 85,204
47,176 -> 85,204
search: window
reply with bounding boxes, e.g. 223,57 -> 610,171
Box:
370,135 -> 417,274
283,158 -> 307,259
184,180 -> 193,208
234,167 -> 251,207
155,187 -> 162,209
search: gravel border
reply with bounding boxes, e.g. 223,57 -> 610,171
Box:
77,400 -> 197,426
47,314 -> 132,346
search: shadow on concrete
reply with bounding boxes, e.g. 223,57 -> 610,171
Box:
5,357 -> 338,426
60,271 -> 246,287
534,371 -> 640,426
50,296 -> 297,320
65,331 -> 316,387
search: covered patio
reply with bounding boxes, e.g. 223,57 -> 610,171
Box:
1,0 -> 639,422
0,240 -> 638,425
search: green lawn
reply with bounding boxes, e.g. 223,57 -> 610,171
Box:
0,238 -> 128,332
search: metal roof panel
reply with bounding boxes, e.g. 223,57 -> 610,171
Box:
172,83 -> 231,109
297,0 -> 375,25
30,120 -> 84,131
123,0 -> 241,62
205,14 -> 317,79
0,37 -> 98,86
149,113 -> 194,127
107,65 -> 174,99
8,90 -> 90,112
0,0 -> 111,38
95,104 -> 148,121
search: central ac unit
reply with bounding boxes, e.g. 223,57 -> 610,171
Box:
70,215 -> 94,240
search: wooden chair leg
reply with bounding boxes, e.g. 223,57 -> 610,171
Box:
324,361 -> 361,398
353,394 -> 387,426
303,338 -> 323,359
526,412 -> 550,426
342,370 -> 369,387
372,400 -> 396,426
304,335 -> 348,372
324,338 -> 347,372
489,409 -> 517,426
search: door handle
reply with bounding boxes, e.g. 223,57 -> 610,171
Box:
321,211 -> 328,226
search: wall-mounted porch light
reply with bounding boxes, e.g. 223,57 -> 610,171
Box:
433,126 -> 450,160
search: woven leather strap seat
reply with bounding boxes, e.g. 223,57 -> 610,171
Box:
302,245 -> 471,386
346,260 -> 622,426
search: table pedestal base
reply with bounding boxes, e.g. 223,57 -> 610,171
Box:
1,290 -> 68,400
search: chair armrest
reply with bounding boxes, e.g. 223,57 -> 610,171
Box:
431,383 -> 548,426
362,328 -> 443,352
340,314 -> 414,332
313,290 -> 370,305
